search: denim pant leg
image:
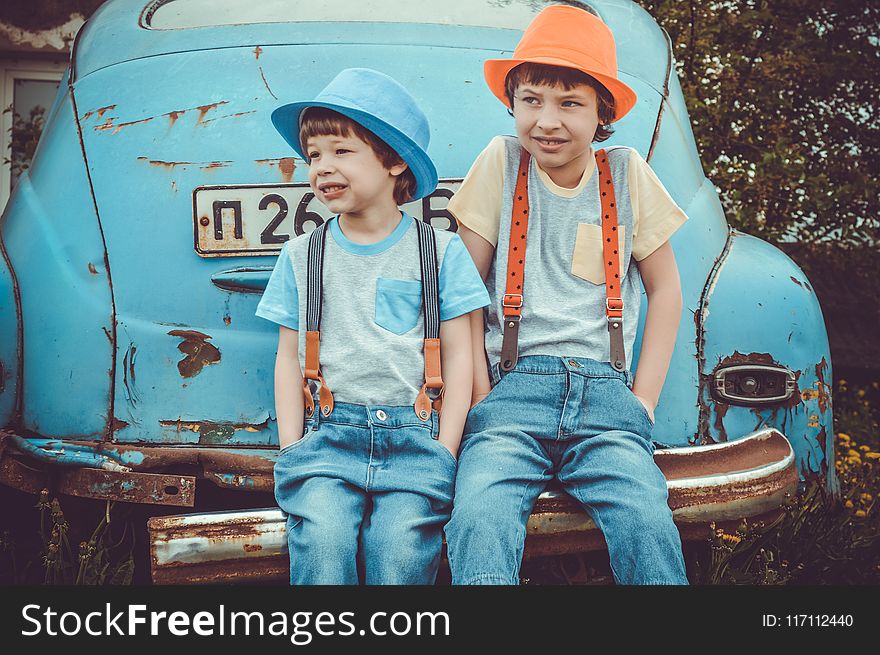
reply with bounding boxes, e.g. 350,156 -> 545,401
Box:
445,425 -> 553,585
557,432 -> 688,585
280,475 -> 366,585
360,490 -> 450,585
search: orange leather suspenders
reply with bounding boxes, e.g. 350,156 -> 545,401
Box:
499,148 -> 626,373
301,218 -> 443,421
499,150 -> 531,371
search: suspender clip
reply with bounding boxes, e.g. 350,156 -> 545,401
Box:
502,294 -> 523,309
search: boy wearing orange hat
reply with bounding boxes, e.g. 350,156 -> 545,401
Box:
444,4 -> 689,584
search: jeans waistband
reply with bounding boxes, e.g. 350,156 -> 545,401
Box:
491,355 -> 632,386
307,399 -> 439,433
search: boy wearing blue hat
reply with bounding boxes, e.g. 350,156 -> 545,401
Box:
257,68 -> 489,584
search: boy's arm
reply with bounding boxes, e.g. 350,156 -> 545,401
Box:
456,224 -> 496,405
437,313 -> 473,459
274,326 -> 305,449
631,241 -> 682,421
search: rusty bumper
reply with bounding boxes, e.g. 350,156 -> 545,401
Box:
147,428 -> 798,584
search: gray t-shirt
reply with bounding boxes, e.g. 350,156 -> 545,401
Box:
449,136 -> 687,370
256,214 -> 490,405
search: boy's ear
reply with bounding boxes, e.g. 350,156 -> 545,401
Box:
389,161 -> 409,177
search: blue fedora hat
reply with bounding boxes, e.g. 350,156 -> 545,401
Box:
271,68 -> 438,200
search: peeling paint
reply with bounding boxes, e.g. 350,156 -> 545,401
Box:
815,356 -> 830,413
254,46 -> 263,59
223,315 -> 231,326
81,104 -> 116,121
259,66 -> 278,99
158,418 -> 269,444
195,101 -> 229,124
199,110 -> 258,125
122,343 -> 140,407
789,276 -> 803,288
95,116 -> 154,134
88,262 -> 98,275
112,418 -> 130,432
168,330 -> 221,378
713,401 -> 730,442
137,157 -> 233,170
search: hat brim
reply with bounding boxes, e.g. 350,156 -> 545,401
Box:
271,101 -> 439,201
484,57 -> 637,122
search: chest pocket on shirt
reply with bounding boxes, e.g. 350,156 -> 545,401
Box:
375,277 -> 422,335
571,223 -> 626,285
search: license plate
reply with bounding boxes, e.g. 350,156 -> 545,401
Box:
193,182 -> 462,257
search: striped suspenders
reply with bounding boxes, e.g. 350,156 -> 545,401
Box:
499,148 -> 627,373
302,218 -> 444,421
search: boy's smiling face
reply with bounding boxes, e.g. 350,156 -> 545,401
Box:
305,132 -> 406,219
513,81 -> 600,188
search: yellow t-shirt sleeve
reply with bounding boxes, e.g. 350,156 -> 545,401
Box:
447,136 -> 506,247
629,149 -> 689,261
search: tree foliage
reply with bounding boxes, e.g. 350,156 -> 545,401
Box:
639,0 -> 879,263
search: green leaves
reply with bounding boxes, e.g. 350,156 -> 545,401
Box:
639,0 -> 879,256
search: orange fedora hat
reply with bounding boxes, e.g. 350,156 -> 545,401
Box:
484,4 -> 637,122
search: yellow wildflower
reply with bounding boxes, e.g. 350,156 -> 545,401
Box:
837,432 -> 850,441
845,500 -> 854,508
721,534 -> 741,545
855,510 -> 867,518
847,449 -> 861,459
860,445 -> 871,452
865,452 -> 880,460
861,493 -> 873,502
857,389 -> 865,398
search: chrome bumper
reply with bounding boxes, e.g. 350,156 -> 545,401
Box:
148,428 -> 798,584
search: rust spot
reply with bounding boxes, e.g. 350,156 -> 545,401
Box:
244,543 -> 263,552
789,276 -> 803,288
223,315 -> 231,326
171,181 -> 177,192
112,418 -> 130,432
256,157 -> 298,182
88,263 -> 98,275
254,46 -> 262,59
804,281 -> 813,293
82,110 -> 94,120
167,110 -> 183,127
259,66 -> 278,100
95,117 -> 115,131
96,104 -> 116,117
196,101 -> 229,124
801,387 -> 820,402
815,356 -> 830,413
102,327 -> 112,342
279,157 -> 296,183
203,162 -> 228,169
168,329 -> 221,378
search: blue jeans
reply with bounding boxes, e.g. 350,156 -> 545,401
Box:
274,402 -> 457,585
445,356 -> 688,585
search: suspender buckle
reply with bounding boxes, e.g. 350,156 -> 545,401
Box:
503,294 -> 523,309
606,297 -> 624,312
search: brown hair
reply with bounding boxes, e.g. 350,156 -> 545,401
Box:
299,107 -> 417,205
504,62 -> 616,143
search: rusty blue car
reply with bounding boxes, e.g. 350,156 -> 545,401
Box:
0,0 -> 836,583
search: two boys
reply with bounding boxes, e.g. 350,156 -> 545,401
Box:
259,4 -> 689,585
